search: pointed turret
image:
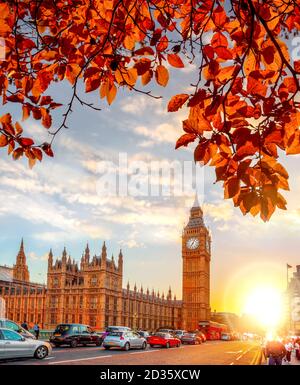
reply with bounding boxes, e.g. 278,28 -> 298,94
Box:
111,254 -> 115,269
84,242 -> 90,263
62,246 -> 67,264
118,249 -> 123,271
13,238 -> 30,282
101,241 -> 107,268
186,193 -> 204,227
48,248 -> 53,269
167,286 -> 172,300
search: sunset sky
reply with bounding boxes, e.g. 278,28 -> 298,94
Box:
0,59 -> 299,316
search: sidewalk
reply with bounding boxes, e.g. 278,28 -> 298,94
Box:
282,352 -> 300,366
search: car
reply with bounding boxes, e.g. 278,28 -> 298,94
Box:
156,328 -> 174,334
174,329 -> 187,338
106,326 -> 132,333
199,332 -> 207,342
137,330 -> 150,339
181,332 -> 202,345
148,332 -> 181,348
0,318 -> 35,339
50,323 -> 103,348
103,331 -> 147,351
0,328 -> 52,360
221,332 -> 232,341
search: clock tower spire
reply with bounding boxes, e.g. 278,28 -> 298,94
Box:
182,197 -> 211,331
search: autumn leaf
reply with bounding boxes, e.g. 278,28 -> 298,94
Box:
155,65 -> 169,87
175,134 -> 197,149
66,63 -> 82,85
107,83 -> 117,105
168,94 -> 189,112
167,54 -> 184,68
0,134 -> 8,147
19,138 -> 34,147
286,131 -> 300,154
1,0 -> 300,222
224,177 -> 240,199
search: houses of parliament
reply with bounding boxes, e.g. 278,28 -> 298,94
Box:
0,199 -> 211,331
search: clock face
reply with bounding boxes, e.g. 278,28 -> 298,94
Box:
186,237 -> 200,250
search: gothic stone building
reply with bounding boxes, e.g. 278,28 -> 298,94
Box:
0,200 -> 210,331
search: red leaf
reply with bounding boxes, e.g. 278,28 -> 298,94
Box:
167,54 -> 184,68
19,137 -> 34,147
42,143 -> 54,157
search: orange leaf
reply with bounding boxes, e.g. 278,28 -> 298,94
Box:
141,70 -> 153,86
155,65 -> 169,87
286,131 -> 300,154
66,63 -> 81,85
107,83 -> 117,105
168,94 -> 189,112
224,177 -> 240,199
0,134 -> 8,147
175,134 -> 197,149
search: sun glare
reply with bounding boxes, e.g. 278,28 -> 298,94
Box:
243,287 -> 284,329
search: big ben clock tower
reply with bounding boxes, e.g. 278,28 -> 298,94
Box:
182,196 -> 211,331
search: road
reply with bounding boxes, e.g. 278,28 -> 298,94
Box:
0,340 -> 262,365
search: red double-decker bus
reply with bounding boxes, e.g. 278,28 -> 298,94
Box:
198,321 -> 228,340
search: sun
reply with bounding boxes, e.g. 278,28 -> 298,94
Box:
243,286 -> 284,329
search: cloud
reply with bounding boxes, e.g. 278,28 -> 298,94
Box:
28,251 -> 49,261
133,123 -> 180,145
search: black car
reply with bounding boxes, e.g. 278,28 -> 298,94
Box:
50,324 -> 103,348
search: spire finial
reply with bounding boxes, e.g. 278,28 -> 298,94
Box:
192,193 -> 200,208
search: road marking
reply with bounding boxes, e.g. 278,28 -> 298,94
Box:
230,362 -> 234,365
130,350 -> 161,355
54,347 -> 101,354
226,350 -> 243,354
49,355 -> 112,365
236,347 -> 255,361
44,357 -> 55,360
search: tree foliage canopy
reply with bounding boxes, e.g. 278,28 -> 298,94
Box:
0,0 -> 300,221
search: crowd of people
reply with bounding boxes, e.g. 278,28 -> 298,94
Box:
265,337 -> 300,365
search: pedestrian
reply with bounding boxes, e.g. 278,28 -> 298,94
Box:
284,340 -> 293,364
21,320 -> 28,331
295,339 -> 300,361
33,323 -> 40,340
265,339 -> 286,365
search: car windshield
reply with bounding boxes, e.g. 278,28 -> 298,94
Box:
54,325 -> 70,333
154,333 -> 168,338
106,327 -> 124,332
108,332 -> 123,337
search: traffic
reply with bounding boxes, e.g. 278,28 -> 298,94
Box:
0,317 -> 231,362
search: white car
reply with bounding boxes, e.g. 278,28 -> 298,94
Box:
103,331 -> 147,351
0,328 -> 52,360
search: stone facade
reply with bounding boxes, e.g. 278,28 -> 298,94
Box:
287,265 -> 300,334
0,200 -> 210,331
